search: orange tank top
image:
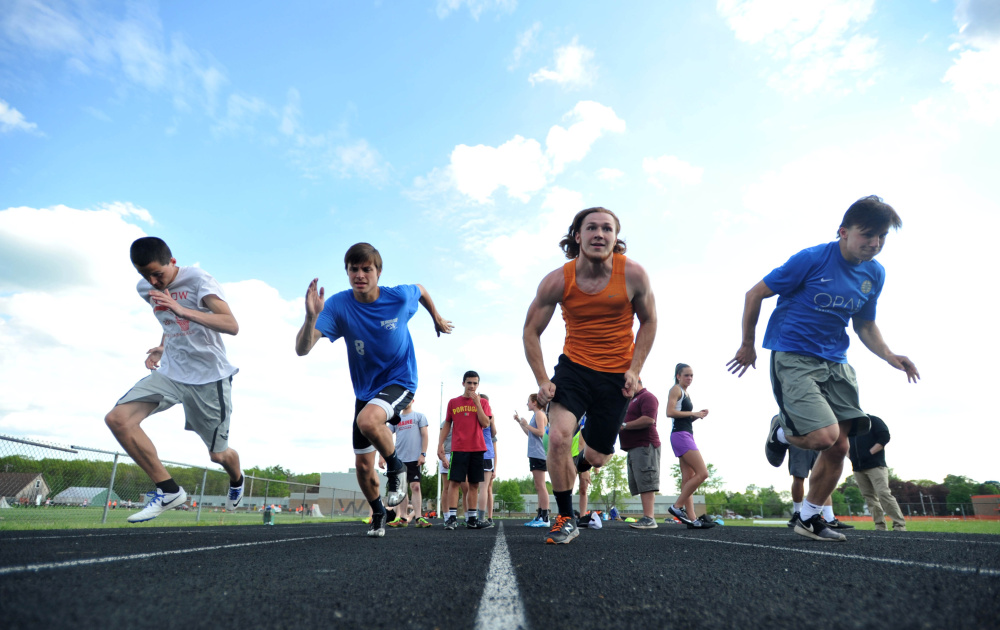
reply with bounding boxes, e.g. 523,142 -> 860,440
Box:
561,253 -> 635,372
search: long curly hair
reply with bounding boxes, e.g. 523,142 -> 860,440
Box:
558,207 -> 627,260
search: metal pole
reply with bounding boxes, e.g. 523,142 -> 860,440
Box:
919,492 -> 926,516
302,486 -> 307,521
101,453 -> 120,524
197,469 -> 207,522
264,480 -> 270,513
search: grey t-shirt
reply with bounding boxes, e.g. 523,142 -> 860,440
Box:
527,412 -> 546,460
390,412 -> 428,463
439,419 -> 453,454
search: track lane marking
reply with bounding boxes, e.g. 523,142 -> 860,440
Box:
668,534 -> 1000,577
475,522 -> 528,630
0,534 -> 342,576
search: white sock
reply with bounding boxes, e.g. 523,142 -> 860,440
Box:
800,500 -> 823,521
447,509 -> 456,519
822,505 -> 835,521
776,427 -> 789,445
793,501 -> 802,514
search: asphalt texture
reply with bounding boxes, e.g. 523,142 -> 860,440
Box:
1,519 -> 998,629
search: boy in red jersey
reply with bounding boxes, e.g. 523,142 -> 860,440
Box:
523,207 -> 657,544
437,371 -> 492,530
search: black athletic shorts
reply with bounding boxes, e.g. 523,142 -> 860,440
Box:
405,461 -> 422,483
352,384 -> 414,454
551,354 -> 629,455
448,451 -> 485,484
483,458 -> 494,473
528,457 -> 547,472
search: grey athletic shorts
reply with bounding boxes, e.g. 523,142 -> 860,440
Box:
117,370 -> 233,453
770,352 -> 868,437
787,444 -> 819,479
626,444 -> 660,495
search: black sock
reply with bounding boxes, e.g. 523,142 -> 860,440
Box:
156,478 -> 180,494
541,509 -> 550,521
369,497 -> 385,514
555,490 -> 573,517
385,451 -> 401,471
230,475 -> 244,488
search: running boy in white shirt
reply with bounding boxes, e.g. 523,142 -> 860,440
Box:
105,237 -> 245,523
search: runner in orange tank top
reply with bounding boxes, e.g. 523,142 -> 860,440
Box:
523,207 -> 657,545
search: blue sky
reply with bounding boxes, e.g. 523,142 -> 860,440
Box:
2,0 -> 998,494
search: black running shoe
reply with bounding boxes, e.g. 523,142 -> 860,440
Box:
475,518 -> 494,529
687,518 -> 716,529
793,513 -> 846,542
787,511 -> 799,528
367,509 -> 386,538
698,514 -> 715,524
824,518 -> 855,530
668,504 -> 693,525
545,514 -> 579,545
444,515 -> 458,530
385,460 -> 406,507
765,414 -> 789,467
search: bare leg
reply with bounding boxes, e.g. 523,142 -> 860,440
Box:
578,471 -> 590,514
409,481 -> 422,519
804,422 -> 850,505
674,449 -> 708,516
486,476 -> 494,518
209,448 -> 242,484
478,470 -> 493,515
355,404 -> 396,458
532,470 -> 550,510
640,491 -> 655,519
355,451 -> 380,502
105,402 -> 169,482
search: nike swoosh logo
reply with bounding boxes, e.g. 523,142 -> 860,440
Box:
162,495 -> 181,507
608,294 -> 619,298
820,278 -> 833,282
232,496 -> 242,508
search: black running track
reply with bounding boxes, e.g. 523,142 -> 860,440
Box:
1,521 -> 998,629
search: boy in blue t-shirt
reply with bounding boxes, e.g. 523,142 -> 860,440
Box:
295,242 -> 453,538
727,195 -> 919,542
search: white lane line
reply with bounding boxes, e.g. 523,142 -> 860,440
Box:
1,524 -> 335,543
0,534 -> 338,576
475,522 -> 529,630
669,535 -> 1000,577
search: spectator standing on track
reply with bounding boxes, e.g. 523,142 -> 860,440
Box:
105,237 -> 245,524
523,207 -> 657,545
438,371 -> 492,530
727,195 -> 919,542
786,445 -> 853,531
381,399 -> 432,528
475,394 -> 497,528
296,242 -> 452,538
849,414 -> 906,531
665,364 -> 715,530
516,394 -> 550,528
619,380 -> 660,530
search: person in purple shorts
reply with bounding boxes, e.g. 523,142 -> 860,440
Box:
665,363 -> 714,529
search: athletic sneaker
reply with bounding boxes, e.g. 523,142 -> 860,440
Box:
415,517 -> 432,528
524,514 -> 541,527
787,512 -> 799,528
687,518 -> 716,530
226,479 -> 244,512
385,460 -> 407,507
367,509 -> 387,538
765,414 -> 789,467
577,511 -> 592,528
475,518 -> 494,529
823,518 -> 855,530
793,513 -> 846,542
466,517 -> 479,529
387,516 -> 408,528
444,515 -> 458,530
527,516 -> 551,528
629,516 -> 658,530
667,504 -> 693,525
588,513 -> 603,530
545,514 -> 579,545
127,487 -> 187,523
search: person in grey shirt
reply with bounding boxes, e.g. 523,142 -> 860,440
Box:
516,393 -> 550,527
381,399 -> 430,527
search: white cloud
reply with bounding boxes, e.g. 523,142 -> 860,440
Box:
509,21 -> 541,70
211,93 -> 274,136
643,155 -> 704,188
0,204 -> 356,474
0,98 -> 40,134
529,37 -> 596,88
717,0 -> 879,93
442,101 -> 625,204
332,139 -> 391,183
597,167 -> 624,182
279,88 -> 301,136
938,0 -> 1000,126
436,0 -> 517,20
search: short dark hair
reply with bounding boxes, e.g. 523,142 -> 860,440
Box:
559,207 -> 627,260
674,362 -> 690,384
463,371 -> 480,383
344,243 -> 383,273
130,237 -> 172,267
839,195 -> 902,237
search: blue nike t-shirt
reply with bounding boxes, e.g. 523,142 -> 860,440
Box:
315,284 -> 422,401
762,241 -> 884,363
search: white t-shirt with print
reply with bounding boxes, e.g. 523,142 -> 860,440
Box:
137,266 -> 238,385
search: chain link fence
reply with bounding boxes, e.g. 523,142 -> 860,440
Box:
0,434 -> 371,530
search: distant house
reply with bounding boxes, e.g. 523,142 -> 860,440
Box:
0,472 -> 50,506
52,487 -> 121,507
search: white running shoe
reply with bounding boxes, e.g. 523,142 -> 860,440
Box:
226,479 -> 244,512
128,487 -> 187,523
385,461 -> 407,507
